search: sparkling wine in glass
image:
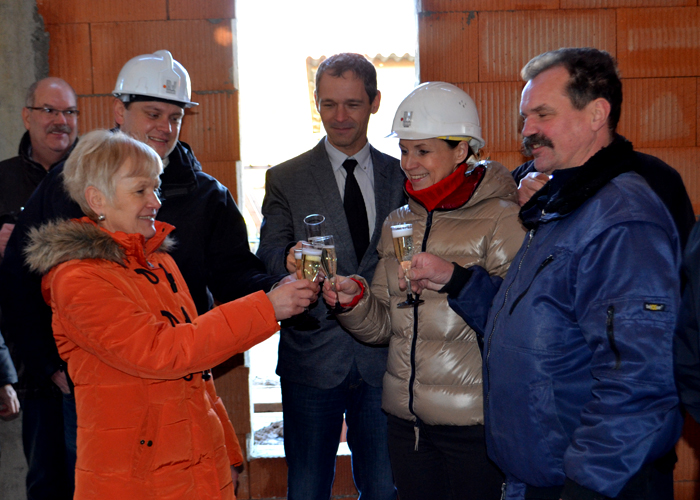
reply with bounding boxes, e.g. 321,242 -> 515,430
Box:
301,242 -> 323,282
391,223 -> 424,308
294,248 -> 303,280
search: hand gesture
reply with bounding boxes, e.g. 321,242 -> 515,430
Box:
407,253 -> 455,294
267,279 -> 320,320
0,383 -> 20,421
322,275 -> 361,308
285,241 -> 304,275
517,172 -> 551,206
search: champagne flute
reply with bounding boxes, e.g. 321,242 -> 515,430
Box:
294,248 -> 303,280
314,235 -> 344,314
301,242 -> 323,282
304,214 -> 326,242
391,223 -> 424,308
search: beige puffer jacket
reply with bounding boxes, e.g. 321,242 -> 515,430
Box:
338,161 -> 526,426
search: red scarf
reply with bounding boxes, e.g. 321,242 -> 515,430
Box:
406,163 -> 486,212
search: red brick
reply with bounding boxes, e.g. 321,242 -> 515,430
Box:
563,0 -> 693,6
75,95 -> 114,134
418,11 -> 480,83
618,78 -> 696,148
460,82 -> 524,152
248,457 -> 288,498
179,91 -> 239,163
37,0 -> 166,24
90,20 -> 236,94
46,24 -> 92,95
169,0 -> 235,20
617,7 -> 700,78
638,147 -> 700,212
479,10 -> 616,82
674,417 -> 700,480
201,161 -> 240,203
420,0 -> 557,10
488,151 -> 529,170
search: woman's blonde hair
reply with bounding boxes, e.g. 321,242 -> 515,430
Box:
62,130 -> 162,219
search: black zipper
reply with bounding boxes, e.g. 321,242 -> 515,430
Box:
407,211 -> 433,417
508,254 -> 554,315
607,305 -> 621,369
485,228 -> 536,410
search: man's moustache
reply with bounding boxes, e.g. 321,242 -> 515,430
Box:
47,124 -> 72,134
521,134 -> 553,156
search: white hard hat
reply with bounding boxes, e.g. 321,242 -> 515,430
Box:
112,50 -> 198,108
390,82 -> 484,152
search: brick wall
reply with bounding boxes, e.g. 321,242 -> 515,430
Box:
417,1 -> 700,498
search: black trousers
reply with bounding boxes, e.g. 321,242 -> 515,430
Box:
387,414 -> 504,500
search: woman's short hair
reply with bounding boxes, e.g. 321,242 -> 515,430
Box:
62,129 -> 162,219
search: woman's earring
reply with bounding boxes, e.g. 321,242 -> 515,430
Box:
97,214 -> 105,222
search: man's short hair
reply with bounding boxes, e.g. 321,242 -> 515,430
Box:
63,130 -> 162,219
521,48 -> 622,131
315,53 -> 378,104
25,78 -> 77,107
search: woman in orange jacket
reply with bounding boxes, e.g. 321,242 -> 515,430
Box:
24,130 -> 318,499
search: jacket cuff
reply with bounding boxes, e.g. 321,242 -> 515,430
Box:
440,263 -> 473,297
561,478 -> 606,500
341,278 -> 365,308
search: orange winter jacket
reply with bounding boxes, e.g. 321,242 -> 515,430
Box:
26,218 -> 280,500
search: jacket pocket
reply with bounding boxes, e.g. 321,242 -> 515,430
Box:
509,254 -> 555,315
131,404 -> 163,479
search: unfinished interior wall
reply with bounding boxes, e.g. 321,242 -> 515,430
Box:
416,1 -> 700,498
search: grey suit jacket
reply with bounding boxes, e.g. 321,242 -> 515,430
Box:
257,139 -> 406,388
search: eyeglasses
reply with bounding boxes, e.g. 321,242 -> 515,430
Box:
26,107 -> 80,118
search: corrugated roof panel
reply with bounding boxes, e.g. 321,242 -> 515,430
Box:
479,10 -> 616,82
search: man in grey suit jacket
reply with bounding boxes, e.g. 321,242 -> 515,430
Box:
257,53 -> 405,500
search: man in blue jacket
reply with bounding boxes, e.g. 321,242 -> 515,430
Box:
409,48 -> 683,500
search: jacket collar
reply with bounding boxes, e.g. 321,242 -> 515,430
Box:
24,216 -> 176,274
18,131 -> 77,173
520,134 -> 636,229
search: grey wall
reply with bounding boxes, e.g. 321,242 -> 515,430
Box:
0,0 -> 48,161
0,1 -> 47,497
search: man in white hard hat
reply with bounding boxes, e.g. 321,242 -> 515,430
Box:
257,53 -> 404,500
0,50 -> 286,499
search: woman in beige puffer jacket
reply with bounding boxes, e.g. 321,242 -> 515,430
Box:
327,83 -> 526,500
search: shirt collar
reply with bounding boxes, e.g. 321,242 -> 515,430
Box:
324,138 -> 372,174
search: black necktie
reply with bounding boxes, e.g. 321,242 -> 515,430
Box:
342,158 -> 370,262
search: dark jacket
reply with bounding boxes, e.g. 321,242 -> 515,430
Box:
448,137 -> 683,499
0,140 -> 279,389
0,331 -> 17,386
257,139 -> 406,388
0,131 -> 75,230
511,136 -> 695,250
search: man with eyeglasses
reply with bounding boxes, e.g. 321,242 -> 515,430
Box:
0,77 -> 78,498
0,77 -> 78,260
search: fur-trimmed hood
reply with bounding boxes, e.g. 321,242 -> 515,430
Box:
25,217 -> 176,275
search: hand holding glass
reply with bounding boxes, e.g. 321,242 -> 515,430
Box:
391,223 -> 424,308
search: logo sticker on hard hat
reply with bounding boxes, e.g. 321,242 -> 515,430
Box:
401,111 -> 413,128
164,79 -> 177,95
